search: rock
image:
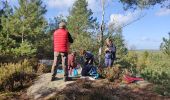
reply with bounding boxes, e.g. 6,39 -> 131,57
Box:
136,81 -> 152,88
27,73 -> 75,99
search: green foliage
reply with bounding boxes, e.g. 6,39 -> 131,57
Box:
154,82 -> 170,96
141,54 -> 170,83
113,33 -> 128,58
11,41 -> 36,58
10,0 -> 47,41
67,0 -> 98,36
67,0 -> 99,54
70,34 -> 98,52
0,59 -> 35,91
0,1 -> 15,59
120,0 -> 169,10
123,51 -> 138,74
0,0 -> 48,60
98,66 -> 123,82
110,51 -> 138,76
160,32 -> 170,57
111,33 -> 128,65
35,34 -> 53,58
136,51 -> 150,72
0,35 -> 16,56
45,15 -> 66,33
139,53 -> 170,96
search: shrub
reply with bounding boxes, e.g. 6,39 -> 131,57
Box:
140,53 -> 170,96
141,54 -> 170,83
154,82 -> 170,96
0,59 -> 36,91
114,51 -> 138,75
37,64 -> 51,74
98,66 -> 123,82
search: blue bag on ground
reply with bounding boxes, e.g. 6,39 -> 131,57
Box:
81,65 -> 99,79
73,68 -> 78,76
88,67 -> 99,79
57,69 -> 64,74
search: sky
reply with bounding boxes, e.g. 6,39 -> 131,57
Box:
6,0 -> 170,50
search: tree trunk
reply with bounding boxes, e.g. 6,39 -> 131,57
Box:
98,0 -> 105,67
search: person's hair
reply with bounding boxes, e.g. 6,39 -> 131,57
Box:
80,49 -> 86,55
59,22 -> 66,29
106,38 -> 112,42
105,38 -> 113,46
72,51 -> 76,56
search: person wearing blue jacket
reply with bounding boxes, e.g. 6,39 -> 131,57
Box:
104,38 -> 116,67
82,50 -> 94,65
80,50 -> 95,76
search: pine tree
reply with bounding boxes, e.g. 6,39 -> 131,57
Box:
67,0 -> 98,52
107,25 -> 128,59
112,31 -> 128,59
9,0 -> 47,43
0,1 -> 15,58
120,0 -> 169,9
67,0 -> 97,36
0,0 -> 47,59
160,32 -> 170,57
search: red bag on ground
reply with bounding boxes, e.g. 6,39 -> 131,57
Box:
123,75 -> 144,84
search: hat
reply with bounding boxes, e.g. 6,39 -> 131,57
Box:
59,22 -> 66,28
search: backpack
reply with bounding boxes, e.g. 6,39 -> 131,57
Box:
81,65 -> 92,76
88,67 -> 99,79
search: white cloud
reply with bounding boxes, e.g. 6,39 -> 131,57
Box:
140,37 -> 151,41
127,37 -> 161,50
56,11 -> 69,16
140,37 -> 160,42
88,0 -> 110,13
88,0 -> 101,12
138,37 -> 161,50
45,0 -> 76,9
88,0 -> 113,14
156,8 -> 170,16
44,0 -> 111,15
109,10 -> 142,30
44,0 -> 101,17
45,0 -> 100,10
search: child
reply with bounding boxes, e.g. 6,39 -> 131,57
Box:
105,38 -> 116,67
68,52 -> 77,76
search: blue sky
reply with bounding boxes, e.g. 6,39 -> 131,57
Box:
7,0 -> 170,50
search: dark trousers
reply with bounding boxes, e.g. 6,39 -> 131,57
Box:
85,58 -> 93,65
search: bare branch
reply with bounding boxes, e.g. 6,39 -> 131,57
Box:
121,13 -> 146,29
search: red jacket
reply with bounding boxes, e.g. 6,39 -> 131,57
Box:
53,29 -> 69,52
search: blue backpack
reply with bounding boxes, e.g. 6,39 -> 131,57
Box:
88,67 -> 99,79
81,65 -> 92,76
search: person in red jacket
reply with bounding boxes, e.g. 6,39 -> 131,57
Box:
51,22 -> 73,81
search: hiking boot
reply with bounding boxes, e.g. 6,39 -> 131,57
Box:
51,76 -> 55,81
